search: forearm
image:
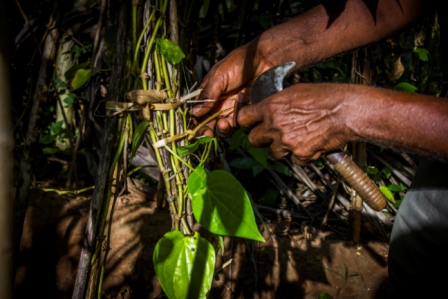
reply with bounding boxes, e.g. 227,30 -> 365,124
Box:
253,0 -> 427,70
345,85 -> 448,162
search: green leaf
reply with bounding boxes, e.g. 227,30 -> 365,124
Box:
156,38 -> 185,65
380,186 -> 395,204
153,231 -> 215,299
131,120 -> 150,158
50,120 -> 64,135
64,61 -> 91,82
177,137 -> 214,158
247,147 -> 268,168
317,60 -> 345,75
187,166 -> 207,198
313,159 -> 323,167
388,184 -> 402,192
229,157 -> 259,169
381,167 -> 392,179
42,147 -> 59,154
188,166 -> 265,242
63,96 -> 74,105
258,188 -> 278,207
392,82 -> 418,93
318,293 -> 334,299
39,134 -> 55,145
71,68 -> 92,90
229,129 -> 246,150
53,78 -> 67,89
199,0 -> 210,18
366,166 -> 379,175
218,235 -> 224,255
270,161 -> 291,176
413,47 -> 430,61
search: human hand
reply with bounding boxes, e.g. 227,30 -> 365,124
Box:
237,83 -> 356,166
190,43 -> 273,137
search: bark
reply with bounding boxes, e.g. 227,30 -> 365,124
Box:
0,2 -> 14,296
71,1 -> 131,298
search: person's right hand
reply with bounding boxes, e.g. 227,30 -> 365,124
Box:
190,42 -> 274,137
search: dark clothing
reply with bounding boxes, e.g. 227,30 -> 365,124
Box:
388,159 -> 448,298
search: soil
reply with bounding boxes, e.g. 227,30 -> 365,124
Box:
13,181 -> 389,299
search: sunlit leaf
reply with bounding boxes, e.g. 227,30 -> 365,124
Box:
380,186 -> 395,204
131,120 -> 150,158
153,231 -> 215,299
392,82 -> 417,93
188,166 -> 265,242
177,136 -> 214,157
318,293 -> 334,299
413,47 -> 430,62
64,61 -> 91,82
71,68 -> 92,90
156,38 -> 185,65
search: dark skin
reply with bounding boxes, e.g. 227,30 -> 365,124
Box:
192,0 -> 448,165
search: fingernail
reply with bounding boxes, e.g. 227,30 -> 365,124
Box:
190,104 -> 203,115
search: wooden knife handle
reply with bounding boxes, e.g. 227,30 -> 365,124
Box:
327,151 -> 387,211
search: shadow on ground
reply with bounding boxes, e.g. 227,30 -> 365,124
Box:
13,185 -> 389,299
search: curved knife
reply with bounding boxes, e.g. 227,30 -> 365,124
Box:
250,61 -> 387,211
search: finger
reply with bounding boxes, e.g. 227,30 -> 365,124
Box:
237,103 -> 264,130
216,118 -> 234,137
192,73 -> 225,118
269,142 -> 290,160
291,152 -> 322,166
197,119 -> 217,138
292,156 -> 311,167
190,100 -> 216,117
247,123 -> 273,148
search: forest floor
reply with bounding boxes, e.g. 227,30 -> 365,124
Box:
13,178 -> 390,299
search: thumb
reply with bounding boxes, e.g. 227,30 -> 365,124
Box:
190,76 -> 224,117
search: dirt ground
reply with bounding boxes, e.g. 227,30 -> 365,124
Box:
13,182 -> 389,299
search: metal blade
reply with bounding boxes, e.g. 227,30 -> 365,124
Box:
250,61 -> 296,104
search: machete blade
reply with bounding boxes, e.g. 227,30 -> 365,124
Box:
250,61 -> 296,104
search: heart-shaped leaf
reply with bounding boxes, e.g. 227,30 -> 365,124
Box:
153,231 -> 215,299
188,166 -> 265,242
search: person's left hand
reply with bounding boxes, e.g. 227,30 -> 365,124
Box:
237,83 -> 357,166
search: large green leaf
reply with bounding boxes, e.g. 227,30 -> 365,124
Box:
131,120 -> 149,158
153,231 -> 215,299
156,38 -> 185,65
177,136 -> 214,158
188,166 -> 265,242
